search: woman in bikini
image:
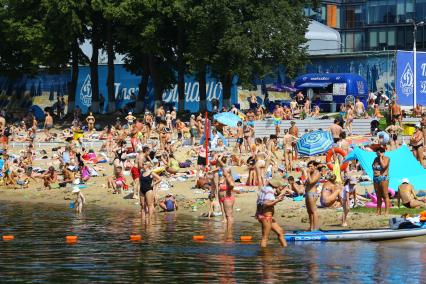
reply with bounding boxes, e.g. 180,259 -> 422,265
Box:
303,161 -> 321,231
372,147 -> 390,215
243,124 -> 252,154
410,124 -> 424,166
139,162 -> 161,219
216,156 -> 235,224
254,138 -> 267,187
319,174 -> 341,208
256,182 -> 286,248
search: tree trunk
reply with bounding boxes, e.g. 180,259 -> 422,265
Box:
68,37 -> 79,114
136,57 -> 150,113
148,55 -> 162,110
177,26 -> 185,113
90,18 -> 100,113
222,73 -> 232,108
199,65 -> 206,113
106,20 -> 115,114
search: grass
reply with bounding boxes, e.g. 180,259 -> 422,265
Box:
352,206 -> 426,215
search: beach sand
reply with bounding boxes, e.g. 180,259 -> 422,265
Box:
0,136 -> 394,231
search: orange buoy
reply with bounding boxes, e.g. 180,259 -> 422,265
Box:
192,235 -> 205,241
130,235 -> 142,242
65,236 -> 78,243
2,235 -> 14,241
326,148 -> 349,171
240,236 -> 252,241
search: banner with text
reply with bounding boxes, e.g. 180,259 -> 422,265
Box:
396,50 -> 426,106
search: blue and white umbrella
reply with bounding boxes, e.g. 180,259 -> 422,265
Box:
213,112 -> 242,128
297,130 -> 333,156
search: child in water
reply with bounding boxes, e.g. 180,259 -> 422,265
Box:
207,193 -> 222,218
72,187 -> 86,213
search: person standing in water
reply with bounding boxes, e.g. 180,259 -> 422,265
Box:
72,187 -> 86,214
303,161 -> 321,231
256,182 -> 286,248
372,147 -> 390,215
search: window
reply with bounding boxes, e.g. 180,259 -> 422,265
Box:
388,29 -> 396,49
397,1 -> 405,23
406,0 -> 414,20
397,27 -> 405,49
345,32 -> 354,52
369,30 -> 378,49
416,0 -> 426,22
354,33 -> 363,51
367,0 -> 397,24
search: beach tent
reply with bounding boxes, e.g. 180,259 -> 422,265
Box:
29,105 -> 45,121
344,145 -> 426,191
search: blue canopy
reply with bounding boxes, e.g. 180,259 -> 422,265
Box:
344,145 -> 426,191
29,105 -> 45,121
294,73 -> 368,96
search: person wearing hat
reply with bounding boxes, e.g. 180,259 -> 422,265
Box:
410,123 -> 424,166
372,146 -> 390,215
397,178 -> 426,208
125,112 -> 136,128
341,176 -> 358,227
72,186 -> 86,214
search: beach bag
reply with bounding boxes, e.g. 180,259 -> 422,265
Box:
389,217 -> 420,229
179,160 -> 192,168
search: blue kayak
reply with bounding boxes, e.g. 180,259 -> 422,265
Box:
285,227 -> 426,242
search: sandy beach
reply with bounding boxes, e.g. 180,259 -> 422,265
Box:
0,131 -> 395,231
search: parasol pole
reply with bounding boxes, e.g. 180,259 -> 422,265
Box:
205,112 -> 209,169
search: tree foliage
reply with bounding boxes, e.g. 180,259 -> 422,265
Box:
0,0 -> 313,112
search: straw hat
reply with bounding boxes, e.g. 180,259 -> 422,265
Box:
269,178 -> 286,188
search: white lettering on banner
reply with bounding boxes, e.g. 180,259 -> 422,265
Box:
80,74 -> 92,107
421,81 -> 426,94
422,63 -> 426,76
114,83 -> 121,99
162,82 -> 223,103
400,63 -> 414,97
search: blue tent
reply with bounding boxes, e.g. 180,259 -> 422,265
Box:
29,105 -> 45,121
345,145 -> 426,191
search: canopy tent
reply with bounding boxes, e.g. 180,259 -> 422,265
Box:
344,145 -> 426,191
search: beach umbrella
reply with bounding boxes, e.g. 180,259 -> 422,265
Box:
213,112 -> 242,128
296,130 -> 333,156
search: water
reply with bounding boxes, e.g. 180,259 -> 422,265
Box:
0,202 -> 426,283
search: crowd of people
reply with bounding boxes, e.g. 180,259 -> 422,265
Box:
0,90 -> 426,247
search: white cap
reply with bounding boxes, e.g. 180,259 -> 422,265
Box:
402,178 -> 410,184
72,186 -> 80,193
415,123 -> 421,128
128,112 -> 132,115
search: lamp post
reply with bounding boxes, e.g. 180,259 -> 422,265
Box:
407,19 -> 425,108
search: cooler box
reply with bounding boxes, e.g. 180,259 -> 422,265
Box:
73,130 -> 84,140
403,124 -> 415,136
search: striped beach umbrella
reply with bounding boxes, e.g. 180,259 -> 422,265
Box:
297,130 -> 333,156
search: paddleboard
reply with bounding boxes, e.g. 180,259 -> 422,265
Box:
285,227 -> 426,242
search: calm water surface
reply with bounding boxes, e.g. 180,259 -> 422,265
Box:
0,202 -> 426,283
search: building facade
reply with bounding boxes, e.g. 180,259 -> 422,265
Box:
306,0 -> 426,52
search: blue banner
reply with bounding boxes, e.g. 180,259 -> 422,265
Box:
76,64 -> 238,114
396,50 -> 426,106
